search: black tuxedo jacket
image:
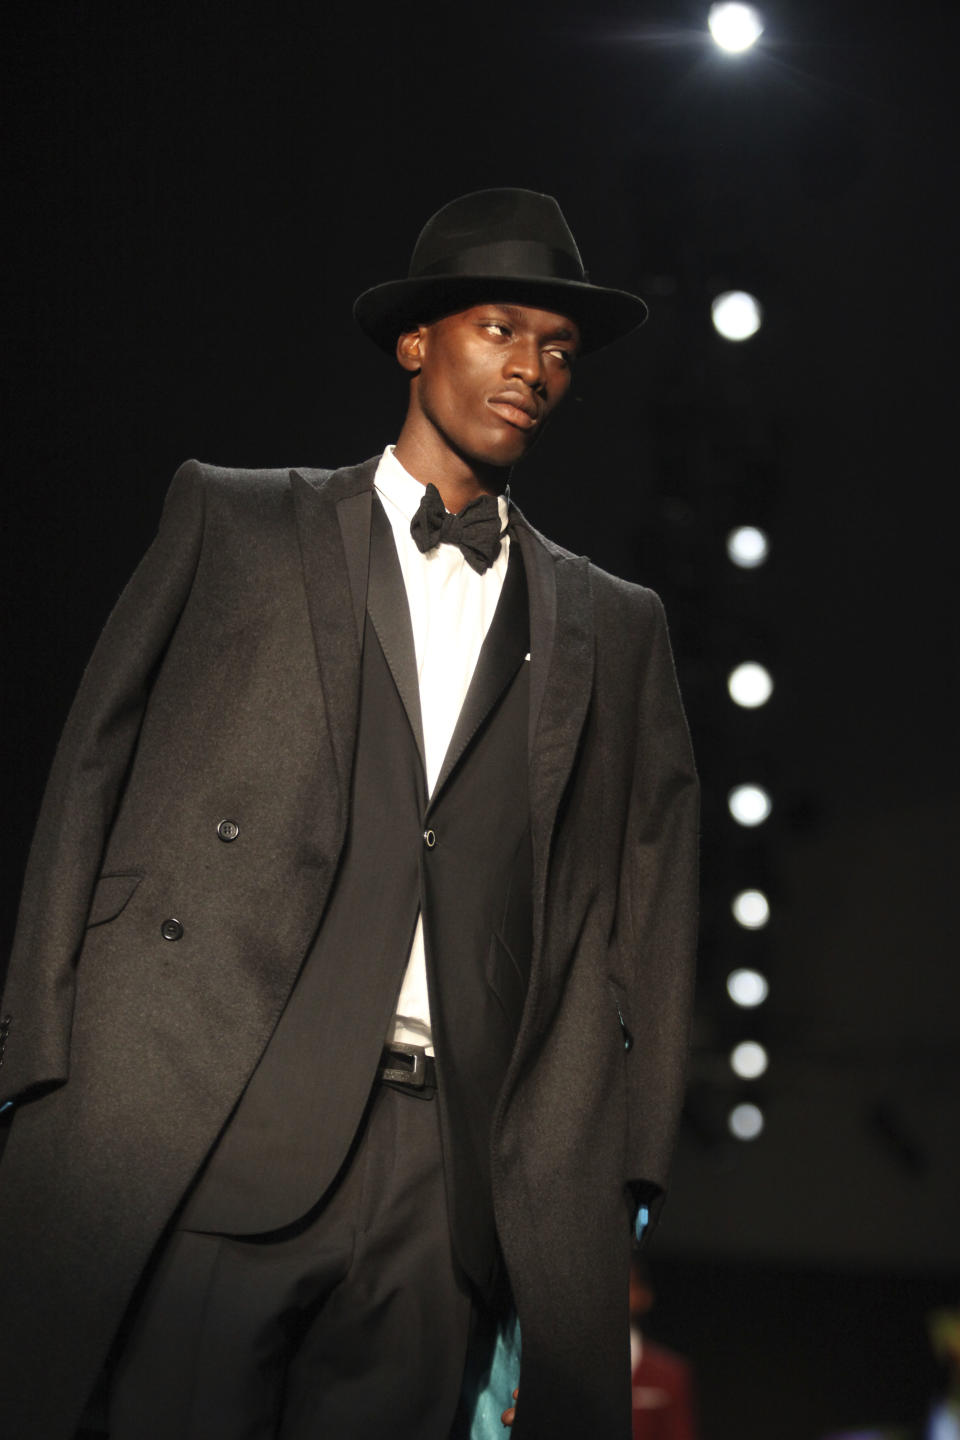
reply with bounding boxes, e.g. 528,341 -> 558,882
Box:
0,456 -> 699,1440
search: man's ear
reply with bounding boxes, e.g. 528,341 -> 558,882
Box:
396,327 -> 424,374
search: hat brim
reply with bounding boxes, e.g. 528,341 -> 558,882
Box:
353,273 -> 648,357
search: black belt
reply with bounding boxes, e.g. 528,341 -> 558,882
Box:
378,1042 -> 437,1092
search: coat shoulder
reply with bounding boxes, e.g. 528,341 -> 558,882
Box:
172,457 -> 378,511
587,561 -> 664,622
584,565 -> 679,691
174,459 -> 335,500
165,460 -> 353,534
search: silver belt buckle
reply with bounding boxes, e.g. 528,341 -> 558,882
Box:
381,1041 -> 427,1088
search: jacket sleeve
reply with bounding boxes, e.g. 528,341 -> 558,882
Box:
0,461 -> 207,1106
615,590 -> 699,1237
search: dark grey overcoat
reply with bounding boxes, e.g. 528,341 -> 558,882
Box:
0,456 -> 698,1440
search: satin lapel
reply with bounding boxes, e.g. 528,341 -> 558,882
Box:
429,544 -> 530,807
290,457 -> 377,805
366,495 -> 426,769
512,519 -> 594,914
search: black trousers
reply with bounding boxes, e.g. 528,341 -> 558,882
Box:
108,1083 -> 475,1440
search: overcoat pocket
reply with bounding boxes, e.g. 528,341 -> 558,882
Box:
85,872 -> 143,928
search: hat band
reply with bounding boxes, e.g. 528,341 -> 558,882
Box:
414,238 -> 584,284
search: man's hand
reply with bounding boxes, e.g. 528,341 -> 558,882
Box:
501,1387 -> 519,1427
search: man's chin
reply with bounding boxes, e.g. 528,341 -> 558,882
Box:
469,429 -> 540,471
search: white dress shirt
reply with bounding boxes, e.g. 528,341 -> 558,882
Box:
373,446 -> 510,1054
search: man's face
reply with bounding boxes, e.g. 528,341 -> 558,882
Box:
398,302 -> 580,470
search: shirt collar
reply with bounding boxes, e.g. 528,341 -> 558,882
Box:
374,445 -> 510,528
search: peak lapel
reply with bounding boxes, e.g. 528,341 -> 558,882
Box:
429,544 -> 530,806
290,458 -> 377,807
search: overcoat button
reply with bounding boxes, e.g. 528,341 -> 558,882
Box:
423,829 -> 437,849
217,819 -> 240,842
160,918 -> 184,942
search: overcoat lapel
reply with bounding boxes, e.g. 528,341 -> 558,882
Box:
511,513 -> 595,943
289,457 -> 378,809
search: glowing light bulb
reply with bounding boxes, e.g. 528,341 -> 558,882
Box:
730,1040 -> 769,1079
712,290 -> 763,341
726,527 -> 769,569
732,889 -> 770,930
726,969 -> 769,1008
729,1101 -> 765,1139
708,3 -> 764,53
728,662 -> 773,708
728,784 -> 772,827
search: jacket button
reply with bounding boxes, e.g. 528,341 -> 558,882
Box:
423,829 -> 437,849
217,819 -> 240,842
160,918 -> 184,942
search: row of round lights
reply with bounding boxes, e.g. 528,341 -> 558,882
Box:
726,511 -> 771,1143
707,7 -> 771,1136
727,522 -> 773,1096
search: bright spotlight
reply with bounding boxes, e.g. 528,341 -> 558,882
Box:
726,526 -> 769,569
728,783 -> 772,827
728,662 -> 773,708
728,1101 -> 765,1140
726,968 -> 769,1007
711,290 -> 763,341
732,889 -> 770,929
730,1040 -> 769,1079
708,3 -> 764,53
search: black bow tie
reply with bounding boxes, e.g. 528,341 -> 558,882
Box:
409,483 -> 506,575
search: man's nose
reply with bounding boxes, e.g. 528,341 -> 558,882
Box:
505,339 -> 544,388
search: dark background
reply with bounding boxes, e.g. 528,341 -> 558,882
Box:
2,2 -> 957,1434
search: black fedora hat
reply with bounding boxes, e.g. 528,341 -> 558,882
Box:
354,188 -> 648,357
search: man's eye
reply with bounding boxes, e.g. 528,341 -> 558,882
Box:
547,348 -> 573,366
483,322 -> 511,336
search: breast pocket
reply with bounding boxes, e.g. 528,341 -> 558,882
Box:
85,872 -> 143,928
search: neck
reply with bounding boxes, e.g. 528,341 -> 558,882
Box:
393,425 -> 505,515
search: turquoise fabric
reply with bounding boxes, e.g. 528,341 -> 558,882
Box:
453,1311 -> 522,1438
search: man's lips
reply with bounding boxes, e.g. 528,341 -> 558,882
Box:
488,391 -> 539,430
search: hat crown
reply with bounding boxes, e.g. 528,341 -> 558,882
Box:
408,188 -> 586,283
353,186 -> 648,355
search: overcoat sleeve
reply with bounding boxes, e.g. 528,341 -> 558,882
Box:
613,589 -> 699,1235
0,461 -> 207,1105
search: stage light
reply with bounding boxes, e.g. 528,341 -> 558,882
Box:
726,526 -> 769,569
726,968 -> 769,1007
728,661 -> 773,708
711,290 -> 763,341
728,783 -> 772,827
730,1040 -> 769,1079
728,1101 -> 765,1140
708,3 -> 764,53
732,888 -> 769,929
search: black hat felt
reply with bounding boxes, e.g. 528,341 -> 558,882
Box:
354,188 -> 648,356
